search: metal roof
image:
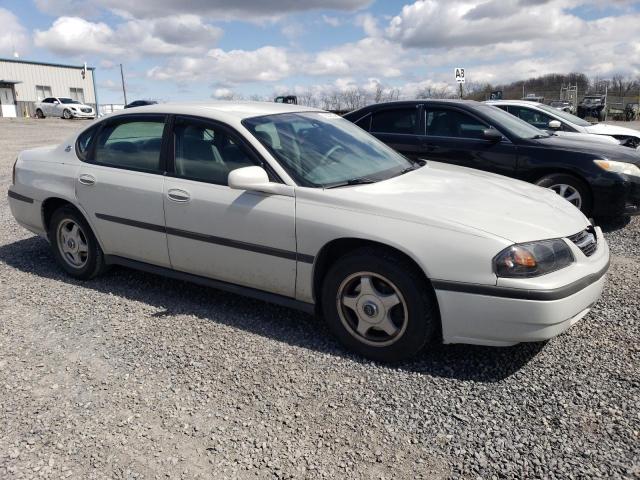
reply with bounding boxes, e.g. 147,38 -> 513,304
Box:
0,57 -> 95,71
0,80 -> 22,84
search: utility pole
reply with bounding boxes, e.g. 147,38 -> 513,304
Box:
120,63 -> 128,106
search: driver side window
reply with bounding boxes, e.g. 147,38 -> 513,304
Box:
173,118 -> 259,186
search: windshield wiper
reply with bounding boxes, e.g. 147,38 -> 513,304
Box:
325,177 -> 378,189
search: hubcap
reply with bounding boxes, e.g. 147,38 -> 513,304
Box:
57,219 -> 89,268
336,272 -> 408,347
549,183 -> 582,209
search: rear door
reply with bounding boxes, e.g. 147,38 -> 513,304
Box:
162,115 -> 297,297
367,106 -> 423,160
419,105 -> 518,177
76,114 -> 171,267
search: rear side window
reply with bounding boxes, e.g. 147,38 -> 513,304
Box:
508,106 -> 553,130
76,126 -> 96,161
425,109 -> 487,139
94,119 -> 165,172
371,108 -> 418,134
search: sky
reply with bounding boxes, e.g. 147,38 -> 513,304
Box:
0,0 -> 639,104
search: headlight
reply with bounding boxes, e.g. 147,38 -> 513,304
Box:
494,239 -> 574,278
594,159 -> 640,177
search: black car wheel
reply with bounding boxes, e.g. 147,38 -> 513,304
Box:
321,247 -> 438,362
536,173 -> 592,215
35,109 -> 45,119
49,206 -> 106,280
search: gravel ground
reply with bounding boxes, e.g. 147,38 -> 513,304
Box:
0,118 -> 639,479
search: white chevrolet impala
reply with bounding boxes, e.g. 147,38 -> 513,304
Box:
8,102 -> 610,361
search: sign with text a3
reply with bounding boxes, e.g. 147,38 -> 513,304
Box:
455,68 -> 465,83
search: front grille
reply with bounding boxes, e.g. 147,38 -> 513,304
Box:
81,108 -> 91,113
568,226 -> 597,257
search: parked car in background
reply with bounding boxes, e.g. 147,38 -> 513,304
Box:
35,97 -> 95,120
486,100 -> 640,149
8,102 -> 610,361
344,100 -> 640,218
125,100 -> 158,109
578,95 -> 606,120
549,100 -> 575,114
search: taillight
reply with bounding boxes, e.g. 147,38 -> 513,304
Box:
12,157 -> 18,185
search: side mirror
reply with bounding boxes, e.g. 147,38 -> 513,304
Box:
228,166 -> 293,197
482,128 -> 503,142
548,120 -> 561,130
53,100 -> 60,104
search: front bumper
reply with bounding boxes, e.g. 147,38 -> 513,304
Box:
434,227 -> 610,346
69,110 -> 95,118
592,173 -> 640,217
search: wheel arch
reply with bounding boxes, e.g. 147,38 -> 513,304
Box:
41,197 -> 104,249
311,237 -> 440,323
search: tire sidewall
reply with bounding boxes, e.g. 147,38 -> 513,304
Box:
321,251 -> 437,362
50,207 -> 103,279
63,109 -> 71,119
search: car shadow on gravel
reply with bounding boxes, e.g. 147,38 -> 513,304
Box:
0,236 -> 545,383
594,215 -> 631,233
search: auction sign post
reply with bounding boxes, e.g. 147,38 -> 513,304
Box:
455,68 -> 465,98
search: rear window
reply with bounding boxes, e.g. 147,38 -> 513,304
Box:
371,108 -> 418,135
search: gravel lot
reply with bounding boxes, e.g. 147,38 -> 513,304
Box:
0,118 -> 638,479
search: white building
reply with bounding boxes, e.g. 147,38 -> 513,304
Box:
0,57 -> 98,118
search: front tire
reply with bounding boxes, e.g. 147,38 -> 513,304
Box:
321,247 -> 438,362
35,109 -> 45,119
62,109 -> 72,119
535,173 -> 592,216
49,206 -> 106,280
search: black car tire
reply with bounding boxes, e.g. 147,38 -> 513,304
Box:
535,173 -> 592,216
321,247 -> 438,362
35,109 -> 45,119
49,206 -> 106,280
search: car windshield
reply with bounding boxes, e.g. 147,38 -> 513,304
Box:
536,103 -> 591,126
59,98 -> 81,104
477,104 -> 550,139
243,112 -> 414,188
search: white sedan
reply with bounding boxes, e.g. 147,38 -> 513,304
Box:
486,100 -> 640,149
35,97 -> 96,120
8,102 -> 610,361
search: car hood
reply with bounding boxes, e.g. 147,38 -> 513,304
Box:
584,123 -> 640,138
553,131 -> 620,145
309,161 -> 590,244
530,136 -> 640,164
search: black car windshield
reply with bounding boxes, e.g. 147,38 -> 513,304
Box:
536,103 -> 591,126
59,98 -> 81,104
243,112 -> 413,188
477,104 -> 550,139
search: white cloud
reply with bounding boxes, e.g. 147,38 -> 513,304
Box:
0,8 -> 30,57
34,15 -> 222,58
322,15 -> 342,27
148,46 -> 293,84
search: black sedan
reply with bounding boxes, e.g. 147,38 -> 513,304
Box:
343,100 -> 640,218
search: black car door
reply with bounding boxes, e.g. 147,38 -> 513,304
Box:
366,105 -> 423,160
419,105 -> 519,177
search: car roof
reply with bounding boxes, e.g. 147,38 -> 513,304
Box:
110,101 -> 324,121
485,100 -> 545,107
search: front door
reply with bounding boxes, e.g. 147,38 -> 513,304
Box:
0,87 -> 17,118
76,114 -> 171,267
163,115 -> 297,297
419,106 -> 518,177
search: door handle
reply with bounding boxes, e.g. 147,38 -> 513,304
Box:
78,174 -> 96,186
167,189 -> 191,203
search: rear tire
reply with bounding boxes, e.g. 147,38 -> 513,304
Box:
321,247 -> 438,362
36,109 -> 45,119
49,206 -> 106,280
535,173 -> 592,216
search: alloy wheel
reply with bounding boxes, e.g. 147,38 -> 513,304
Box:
336,272 -> 408,347
548,183 -> 582,209
57,219 -> 89,268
